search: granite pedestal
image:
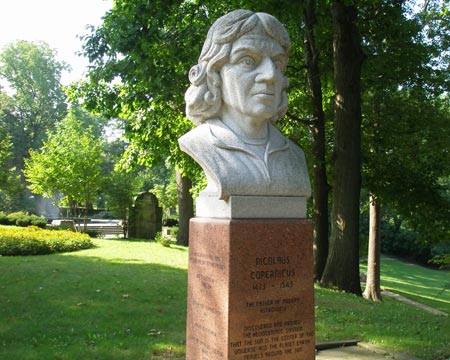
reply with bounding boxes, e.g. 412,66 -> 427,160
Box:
186,218 -> 315,360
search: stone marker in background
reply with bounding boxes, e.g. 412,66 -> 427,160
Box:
128,192 -> 162,239
179,9 -> 314,360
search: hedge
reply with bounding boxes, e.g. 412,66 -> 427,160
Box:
0,211 -> 47,228
0,225 -> 94,256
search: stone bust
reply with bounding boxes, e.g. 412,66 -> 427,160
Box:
179,9 -> 311,202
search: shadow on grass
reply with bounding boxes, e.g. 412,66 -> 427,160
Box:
315,285 -> 450,360
379,256 -> 450,313
0,252 -> 188,360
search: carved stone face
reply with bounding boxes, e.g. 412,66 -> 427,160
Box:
220,28 -> 285,126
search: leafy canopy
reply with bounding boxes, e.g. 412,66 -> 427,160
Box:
24,107 -> 105,209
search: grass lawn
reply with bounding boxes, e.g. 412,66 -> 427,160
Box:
1,239 -> 449,360
361,255 -> 450,314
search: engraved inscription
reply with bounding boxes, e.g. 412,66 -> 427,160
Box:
190,251 -> 225,270
251,256 -> 297,292
232,320 -> 314,358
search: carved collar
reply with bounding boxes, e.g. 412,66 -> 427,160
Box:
206,118 -> 289,157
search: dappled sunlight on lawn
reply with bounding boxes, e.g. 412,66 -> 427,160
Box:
63,238 -> 189,270
362,255 -> 450,313
0,243 -> 188,359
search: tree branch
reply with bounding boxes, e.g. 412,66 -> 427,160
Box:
285,111 -> 313,127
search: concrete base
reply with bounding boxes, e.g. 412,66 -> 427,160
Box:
186,218 -> 315,360
196,194 -> 308,219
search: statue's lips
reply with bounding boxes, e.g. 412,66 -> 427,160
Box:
253,91 -> 276,102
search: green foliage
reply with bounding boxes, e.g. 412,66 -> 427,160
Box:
0,211 -> 47,228
0,125 -> 12,185
103,169 -> 142,223
169,226 -> 179,238
0,40 -> 68,167
360,207 -> 450,265
154,232 -> 172,248
0,124 -> 23,212
0,225 -> 94,256
430,254 -> 450,269
380,221 -> 421,257
69,0 -> 317,177
24,107 -> 105,215
360,1 -> 450,242
81,229 -> 103,239
384,230 -> 450,267
139,165 -> 178,219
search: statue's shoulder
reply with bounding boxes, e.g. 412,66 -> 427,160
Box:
179,120 -> 221,156
179,123 -> 209,147
179,119 -> 222,146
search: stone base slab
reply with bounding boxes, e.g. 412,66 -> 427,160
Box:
186,218 -> 315,360
196,194 -> 307,219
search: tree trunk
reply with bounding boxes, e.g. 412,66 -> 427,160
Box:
363,194 -> 382,301
176,169 -> 194,246
303,0 -> 330,281
320,0 -> 363,295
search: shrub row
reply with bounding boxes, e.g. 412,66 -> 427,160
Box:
0,211 -> 47,228
0,225 -> 94,256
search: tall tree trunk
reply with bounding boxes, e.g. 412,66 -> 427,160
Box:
303,0 -> 330,281
176,169 -> 194,246
320,0 -> 363,295
363,194 -> 382,301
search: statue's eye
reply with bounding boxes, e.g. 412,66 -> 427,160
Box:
239,56 -> 256,67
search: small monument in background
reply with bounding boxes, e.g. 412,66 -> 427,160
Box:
128,192 -> 162,239
179,9 -> 315,360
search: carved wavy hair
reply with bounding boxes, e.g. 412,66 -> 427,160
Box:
185,9 -> 291,125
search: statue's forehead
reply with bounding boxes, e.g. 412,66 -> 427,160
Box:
230,35 -> 285,57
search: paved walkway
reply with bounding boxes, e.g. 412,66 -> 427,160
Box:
382,290 -> 448,316
316,342 -> 422,360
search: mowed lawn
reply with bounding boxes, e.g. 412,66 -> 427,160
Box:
378,255 -> 449,314
1,238 -> 449,360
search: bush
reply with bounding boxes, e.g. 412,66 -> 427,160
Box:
170,226 -> 179,238
0,225 -> 94,256
82,229 -> 102,238
0,212 -> 8,225
1,211 -> 47,228
379,220 -> 450,265
154,232 -> 172,247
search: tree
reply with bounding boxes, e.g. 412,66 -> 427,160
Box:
0,123 -> 22,211
0,41 -> 68,170
103,170 -> 142,238
67,0 -> 218,241
302,0 -> 331,281
176,169 -> 193,246
24,107 -> 104,228
0,125 -> 12,188
69,0 -> 330,246
363,194 -> 382,301
360,0 -> 450,288
320,0 -> 364,295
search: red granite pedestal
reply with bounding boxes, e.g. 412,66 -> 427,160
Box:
186,218 -> 315,360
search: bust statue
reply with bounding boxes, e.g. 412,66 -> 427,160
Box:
179,10 -> 310,216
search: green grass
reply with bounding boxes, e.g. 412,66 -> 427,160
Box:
362,255 -> 450,314
315,287 -> 449,360
0,239 -> 449,360
0,239 -> 188,360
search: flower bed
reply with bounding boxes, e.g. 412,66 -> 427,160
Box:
0,225 -> 94,256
